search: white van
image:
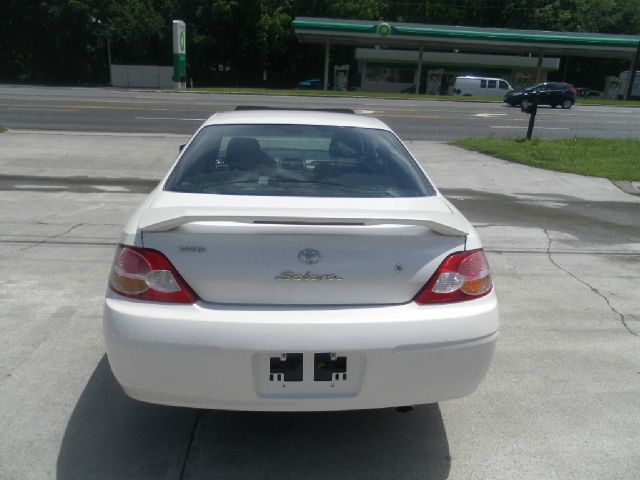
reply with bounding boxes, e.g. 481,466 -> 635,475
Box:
453,76 -> 513,97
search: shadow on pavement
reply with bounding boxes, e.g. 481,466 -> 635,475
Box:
443,188 -> 640,246
56,356 -> 198,480
58,356 -> 450,480
184,405 -> 451,480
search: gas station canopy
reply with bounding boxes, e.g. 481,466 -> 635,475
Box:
293,17 -> 640,59
293,17 -> 640,97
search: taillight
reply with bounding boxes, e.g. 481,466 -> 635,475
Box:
569,87 -> 577,94
414,249 -> 493,304
108,245 -> 198,304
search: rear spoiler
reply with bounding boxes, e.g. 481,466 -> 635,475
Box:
139,207 -> 469,236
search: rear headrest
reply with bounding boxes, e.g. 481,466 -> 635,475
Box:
225,137 -> 276,170
226,137 -> 263,158
329,130 -> 364,158
225,137 -> 267,170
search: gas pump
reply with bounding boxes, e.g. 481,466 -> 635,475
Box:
334,65 -> 350,91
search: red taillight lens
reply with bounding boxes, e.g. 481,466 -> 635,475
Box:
108,245 -> 198,304
414,249 -> 493,304
569,87 -> 577,94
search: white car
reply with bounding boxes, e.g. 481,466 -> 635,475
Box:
103,109 -> 498,411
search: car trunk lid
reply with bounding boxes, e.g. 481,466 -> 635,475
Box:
140,194 -> 468,305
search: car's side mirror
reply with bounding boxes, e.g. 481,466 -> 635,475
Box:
178,143 -> 186,153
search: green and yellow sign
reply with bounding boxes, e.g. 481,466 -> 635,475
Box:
172,20 -> 186,85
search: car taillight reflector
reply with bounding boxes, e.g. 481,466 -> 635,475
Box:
108,245 -> 198,304
414,249 -> 493,304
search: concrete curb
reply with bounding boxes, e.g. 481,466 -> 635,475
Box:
612,181 -> 640,196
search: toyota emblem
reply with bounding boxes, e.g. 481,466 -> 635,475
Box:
298,248 -> 322,265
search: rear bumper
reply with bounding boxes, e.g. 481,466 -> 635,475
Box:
103,292 -> 499,411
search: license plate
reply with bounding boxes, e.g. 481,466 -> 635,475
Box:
253,352 -> 364,397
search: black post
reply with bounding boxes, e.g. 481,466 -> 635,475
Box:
525,96 -> 539,140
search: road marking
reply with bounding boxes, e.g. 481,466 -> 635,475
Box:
0,103 -> 170,111
557,112 -> 640,118
135,116 -> 206,121
376,114 -> 444,120
14,184 -> 66,189
489,126 -> 570,130
475,113 -> 508,118
5,98 -> 185,106
360,106 -> 476,114
354,109 -> 376,114
41,98 -> 179,105
9,129 -> 189,138
93,185 -> 130,192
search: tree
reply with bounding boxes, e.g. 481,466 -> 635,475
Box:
1,0 -> 639,85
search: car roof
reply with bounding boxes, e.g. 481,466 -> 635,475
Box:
203,109 -> 391,130
456,76 -> 506,81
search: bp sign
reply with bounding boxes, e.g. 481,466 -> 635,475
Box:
172,20 -> 186,85
377,23 -> 391,37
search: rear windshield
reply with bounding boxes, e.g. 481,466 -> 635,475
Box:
164,124 -> 434,198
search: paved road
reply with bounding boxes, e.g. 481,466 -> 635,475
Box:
1,130 -> 639,479
2,84 -> 640,140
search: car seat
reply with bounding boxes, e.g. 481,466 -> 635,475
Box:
314,130 -> 371,179
328,130 -> 365,159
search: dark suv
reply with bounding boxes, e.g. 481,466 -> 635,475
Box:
504,82 -> 577,109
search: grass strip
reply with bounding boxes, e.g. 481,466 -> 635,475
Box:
0,124 -> 7,133
576,98 -> 640,107
453,137 -> 640,181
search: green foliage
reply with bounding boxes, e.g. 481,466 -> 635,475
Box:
104,0 -> 170,62
257,1 -> 295,67
325,0 -> 387,19
531,0 -> 621,32
1,0 -> 640,85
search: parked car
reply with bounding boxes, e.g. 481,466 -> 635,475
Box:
453,76 -> 513,97
504,82 -> 577,109
297,78 -> 322,89
576,88 -> 602,99
103,109 -> 499,412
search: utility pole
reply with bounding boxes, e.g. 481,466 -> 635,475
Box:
535,52 -> 544,83
624,42 -> 640,100
106,28 -> 112,85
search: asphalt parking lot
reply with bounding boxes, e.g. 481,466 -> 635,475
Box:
1,130 -> 639,480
